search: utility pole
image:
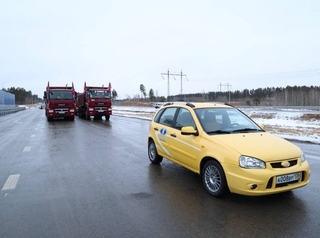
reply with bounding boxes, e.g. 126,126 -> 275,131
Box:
1,81 -> 9,90
227,83 -> 232,104
161,69 -> 187,99
218,82 -> 232,103
179,70 -> 187,94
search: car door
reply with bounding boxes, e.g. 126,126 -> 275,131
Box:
168,108 -> 202,171
152,107 -> 178,160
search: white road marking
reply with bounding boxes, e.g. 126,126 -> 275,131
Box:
23,146 -> 31,152
2,174 -> 20,190
307,154 -> 319,160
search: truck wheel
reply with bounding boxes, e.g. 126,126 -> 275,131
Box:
85,112 -> 89,120
105,115 -> 110,121
70,117 -> 75,121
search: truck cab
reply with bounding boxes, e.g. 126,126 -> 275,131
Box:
44,85 -> 76,121
77,86 -> 112,120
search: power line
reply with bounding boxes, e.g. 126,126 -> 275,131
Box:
161,69 -> 187,98
189,69 -> 320,82
218,83 -> 232,103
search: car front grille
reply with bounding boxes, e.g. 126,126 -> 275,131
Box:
266,171 -> 307,189
270,159 -> 298,168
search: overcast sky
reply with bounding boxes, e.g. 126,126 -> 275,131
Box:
1,0 -> 319,99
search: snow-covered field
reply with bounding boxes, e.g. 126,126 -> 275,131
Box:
113,106 -> 320,144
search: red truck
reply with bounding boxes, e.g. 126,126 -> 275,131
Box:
43,82 -> 76,121
76,82 -> 112,120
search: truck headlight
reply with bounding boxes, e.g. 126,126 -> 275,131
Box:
239,156 -> 266,169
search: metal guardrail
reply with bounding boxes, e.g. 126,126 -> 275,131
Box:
0,107 -> 26,116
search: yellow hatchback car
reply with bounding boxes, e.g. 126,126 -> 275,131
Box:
147,102 -> 310,197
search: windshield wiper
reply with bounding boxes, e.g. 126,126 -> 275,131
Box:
206,130 -> 231,135
232,128 -> 262,133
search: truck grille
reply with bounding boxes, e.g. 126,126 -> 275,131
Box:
54,103 -> 69,107
95,107 -> 107,112
95,102 -> 106,106
55,108 -> 68,114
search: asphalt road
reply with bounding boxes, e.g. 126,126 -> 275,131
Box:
0,108 -> 319,238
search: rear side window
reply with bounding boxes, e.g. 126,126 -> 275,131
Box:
157,107 -> 177,127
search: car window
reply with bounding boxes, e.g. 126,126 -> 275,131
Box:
196,109 -> 224,132
196,108 -> 261,133
158,107 -> 177,127
174,108 -> 196,130
154,108 -> 164,122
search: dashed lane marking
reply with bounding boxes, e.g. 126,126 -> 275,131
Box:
23,146 -> 31,152
2,174 -> 20,191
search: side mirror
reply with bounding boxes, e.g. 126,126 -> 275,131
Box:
43,91 -> 47,100
181,126 -> 198,136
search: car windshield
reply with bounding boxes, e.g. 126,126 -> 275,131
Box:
195,107 -> 263,134
88,90 -> 111,99
49,91 -> 73,100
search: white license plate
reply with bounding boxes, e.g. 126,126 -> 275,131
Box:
98,110 -> 104,112
276,172 -> 300,184
58,112 -> 65,114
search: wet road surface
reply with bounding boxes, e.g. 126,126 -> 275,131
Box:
0,108 -> 319,238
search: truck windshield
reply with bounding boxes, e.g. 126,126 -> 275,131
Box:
88,90 -> 111,99
49,91 -> 73,100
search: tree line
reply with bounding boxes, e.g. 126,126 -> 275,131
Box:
3,84 -> 320,106
2,86 -> 119,105
2,87 -> 40,105
168,86 -> 320,106
135,84 -> 320,106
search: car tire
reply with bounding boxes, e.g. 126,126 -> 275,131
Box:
202,160 -> 229,198
148,140 -> 163,164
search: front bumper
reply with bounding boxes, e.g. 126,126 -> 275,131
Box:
223,161 -> 310,196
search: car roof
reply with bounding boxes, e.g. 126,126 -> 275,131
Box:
161,102 -> 233,109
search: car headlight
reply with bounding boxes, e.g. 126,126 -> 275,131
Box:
301,151 -> 306,162
239,155 -> 266,169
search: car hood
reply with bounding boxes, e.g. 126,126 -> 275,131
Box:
212,132 -> 301,161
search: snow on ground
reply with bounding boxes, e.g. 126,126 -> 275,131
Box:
113,106 -> 320,144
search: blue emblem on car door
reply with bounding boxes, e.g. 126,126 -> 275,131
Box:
160,128 -> 167,135
159,128 -> 167,141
